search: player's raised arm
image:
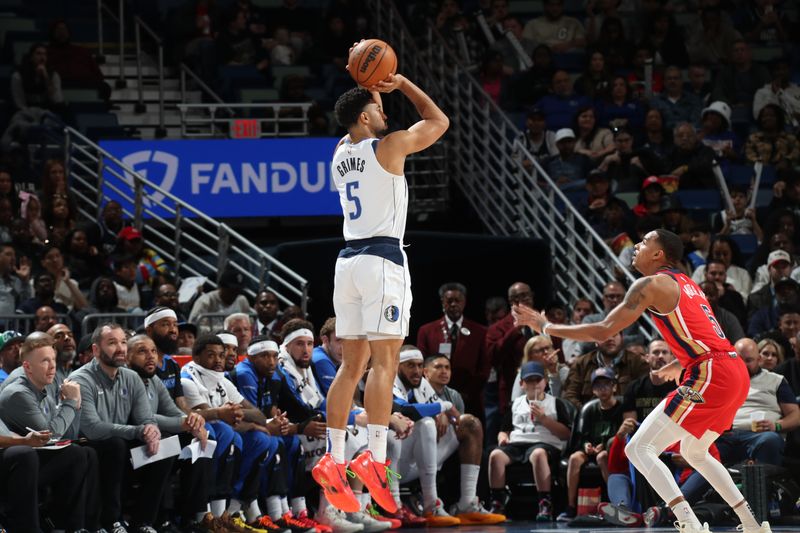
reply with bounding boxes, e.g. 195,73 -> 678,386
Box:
513,275 -> 675,342
372,74 -> 449,155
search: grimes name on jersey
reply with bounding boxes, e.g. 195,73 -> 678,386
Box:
336,157 -> 366,177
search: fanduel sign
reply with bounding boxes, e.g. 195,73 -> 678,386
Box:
99,138 -> 341,217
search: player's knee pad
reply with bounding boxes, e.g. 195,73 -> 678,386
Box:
679,436 -> 709,465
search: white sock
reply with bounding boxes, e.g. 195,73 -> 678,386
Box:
367,424 -> 388,463
227,499 -> 242,514
246,500 -> 262,522
291,496 -> 307,515
391,482 -> 402,507
281,496 -> 290,514
458,464 -> 480,508
327,427 -> 347,464
734,501 -> 760,530
672,501 -> 702,529
211,499 -> 227,517
421,467 -> 438,512
267,496 -> 283,519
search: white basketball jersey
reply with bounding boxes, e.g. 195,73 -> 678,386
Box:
332,138 -> 408,242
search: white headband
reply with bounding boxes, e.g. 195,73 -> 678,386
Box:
144,309 -> 178,328
399,349 -> 423,363
283,328 -> 313,345
248,340 -> 279,356
217,333 -> 238,347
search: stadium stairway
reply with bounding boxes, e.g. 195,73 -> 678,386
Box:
102,52 -> 201,139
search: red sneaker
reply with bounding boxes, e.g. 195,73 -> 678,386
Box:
385,505 -> 427,528
295,509 -> 332,533
366,503 -> 402,529
348,451 -> 398,514
311,453 -> 360,513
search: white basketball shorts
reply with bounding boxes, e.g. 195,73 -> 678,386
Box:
333,245 -> 411,340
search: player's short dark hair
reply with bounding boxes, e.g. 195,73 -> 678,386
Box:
653,229 -> 683,264
334,87 -> 374,128
438,282 -> 467,299
193,334 -> 224,357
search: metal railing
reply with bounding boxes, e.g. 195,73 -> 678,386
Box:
60,126 -> 310,314
97,0 -> 231,136
81,312 -> 146,336
133,15 -> 165,136
371,0 -> 655,338
176,103 -> 314,138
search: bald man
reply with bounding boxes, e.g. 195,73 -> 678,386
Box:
715,338 -> 799,466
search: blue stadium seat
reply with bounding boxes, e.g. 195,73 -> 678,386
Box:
729,234 -> 758,258
675,190 -> 722,211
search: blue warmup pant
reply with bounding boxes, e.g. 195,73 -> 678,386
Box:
234,431 -> 279,501
208,421 -> 243,500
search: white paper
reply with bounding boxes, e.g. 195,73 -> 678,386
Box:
178,276 -> 207,304
130,435 -> 182,469
179,438 -> 217,464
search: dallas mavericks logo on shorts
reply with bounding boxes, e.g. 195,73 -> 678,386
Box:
384,305 -> 400,322
676,385 -> 705,404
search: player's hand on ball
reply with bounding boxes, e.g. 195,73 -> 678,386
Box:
369,73 -> 404,93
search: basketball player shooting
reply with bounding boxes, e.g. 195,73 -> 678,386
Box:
311,57 -> 449,513
513,229 -> 771,533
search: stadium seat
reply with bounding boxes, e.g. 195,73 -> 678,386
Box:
675,189 -> 722,212
239,88 -> 279,103
272,65 -> 312,91
729,234 -> 758,258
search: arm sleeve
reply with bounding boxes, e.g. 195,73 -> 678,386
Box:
73,375 -> 142,440
391,396 -> 450,420
2,389 -> 75,439
129,375 -> 157,427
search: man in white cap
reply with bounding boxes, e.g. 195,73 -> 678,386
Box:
750,248 -> 796,300
392,345 -> 506,526
544,128 -> 592,189
215,329 -> 240,373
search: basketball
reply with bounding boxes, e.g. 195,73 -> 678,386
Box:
348,39 -> 397,87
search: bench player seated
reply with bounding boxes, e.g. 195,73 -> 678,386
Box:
181,333 -> 304,533
392,346 -> 505,526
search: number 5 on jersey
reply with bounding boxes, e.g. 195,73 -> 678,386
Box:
346,181 -> 362,220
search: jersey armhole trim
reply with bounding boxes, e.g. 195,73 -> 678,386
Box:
648,272 -> 681,316
372,138 -> 406,179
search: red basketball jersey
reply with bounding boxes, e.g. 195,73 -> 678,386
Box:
647,269 -> 737,367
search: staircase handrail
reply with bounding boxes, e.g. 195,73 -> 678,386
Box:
133,15 -> 165,136
62,126 -> 309,313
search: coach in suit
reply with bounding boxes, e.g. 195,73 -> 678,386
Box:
417,282 -> 491,419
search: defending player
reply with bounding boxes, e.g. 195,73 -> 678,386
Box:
311,62 -> 449,514
513,229 -> 771,533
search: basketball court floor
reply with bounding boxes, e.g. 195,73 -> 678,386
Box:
452,525 -> 796,532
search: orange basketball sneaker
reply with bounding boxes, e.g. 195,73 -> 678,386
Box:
348,450 -> 399,514
312,453 -> 360,513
